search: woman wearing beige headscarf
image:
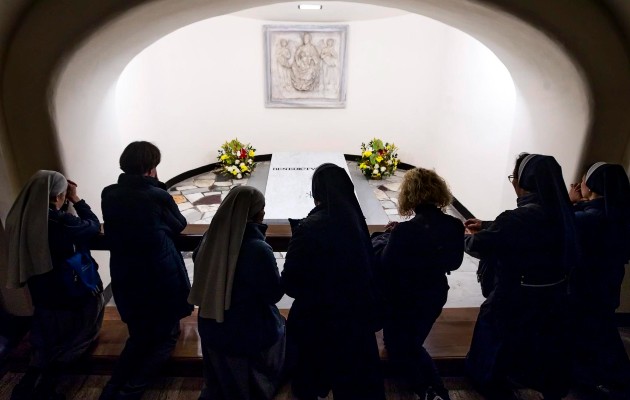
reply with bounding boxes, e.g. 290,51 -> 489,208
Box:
189,185 -> 285,400
5,170 -> 104,400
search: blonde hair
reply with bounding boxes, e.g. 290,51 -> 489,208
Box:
397,168 -> 452,216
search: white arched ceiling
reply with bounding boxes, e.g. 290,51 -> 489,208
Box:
53,0 -> 589,220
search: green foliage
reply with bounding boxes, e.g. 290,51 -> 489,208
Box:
357,138 -> 399,179
217,138 -> 256,179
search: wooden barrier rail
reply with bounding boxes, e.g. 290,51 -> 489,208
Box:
89,224 -> 388,252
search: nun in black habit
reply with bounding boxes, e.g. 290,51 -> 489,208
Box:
282,163 -> 385,400
569,162 -> 630,394
463,153 -> 577,400
189,185 -> 285,400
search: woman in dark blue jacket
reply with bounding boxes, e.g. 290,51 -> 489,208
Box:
374,167 -> 463,400
189,185 -> 285,400
568,162 -> 630,396
100,141 -> 192,400
464,153 -> 578,400
7,171 -> 104,400
282,163 -> 385,400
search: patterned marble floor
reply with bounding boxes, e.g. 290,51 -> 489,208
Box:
170,161 -> 484,309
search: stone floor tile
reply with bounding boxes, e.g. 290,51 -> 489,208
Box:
381,200 -> 396,209
171,194 -> 187,204
181,209 -> 202,223
195,205 -> 214,213
214,181 -> 232,187
383,182 -> 401,192
184,193 -> 204,203
169,190 -> 181,195
195,173 -> 216,180
374,189 -> 389,200
193,179 -> 214,187
273,252 -> 283,259
180,208 -> 199,216
176,185 -> 197,191
214,173 -> 232,182
181,187 -> 207,195
202,211 -> 216,219
194,195 -> 221,205
203,191 -> 221,196
177,202 -> 193,211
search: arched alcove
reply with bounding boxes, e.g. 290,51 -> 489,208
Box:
50,0 -> 589,221
112,9 -> 517,219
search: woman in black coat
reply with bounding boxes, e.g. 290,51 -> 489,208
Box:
282,163 -> 385,400
100,141 -> 193,400
568,162 -> 630,395
464,153 -> 578,400
374,168 -> 463,400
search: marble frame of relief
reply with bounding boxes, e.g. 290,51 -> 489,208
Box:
264,25 -> 348,108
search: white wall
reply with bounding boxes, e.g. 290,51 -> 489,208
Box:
114,14 -> 516,218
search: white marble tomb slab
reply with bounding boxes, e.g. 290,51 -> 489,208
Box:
264,152 -> 350,222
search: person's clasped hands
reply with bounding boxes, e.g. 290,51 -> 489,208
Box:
384,221 -> 398,232
568,182 -> 584,203
464,218 -> 483,235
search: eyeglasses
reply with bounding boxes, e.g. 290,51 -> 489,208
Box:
508,174 -> 515,183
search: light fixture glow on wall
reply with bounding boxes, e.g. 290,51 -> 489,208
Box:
298,4 -> 323,10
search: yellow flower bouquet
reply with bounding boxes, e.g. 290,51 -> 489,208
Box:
217,139 -> 256,179
358,138 -> 399,179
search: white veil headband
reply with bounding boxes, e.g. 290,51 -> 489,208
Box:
517,153 -> 537,180
585,162 -> 607,183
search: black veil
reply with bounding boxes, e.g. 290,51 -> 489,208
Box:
517,154 -> 579,275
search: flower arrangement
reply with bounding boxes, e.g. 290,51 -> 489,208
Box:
217,139 -> 256,179
358,138 -> 399,179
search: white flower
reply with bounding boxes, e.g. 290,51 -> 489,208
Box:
372,169 -> 378,175
374,164 -> 380,169
237,173 -> 242,179
235,160 -> 240,165
380,167 -> 386,172
387,160 -> 392,165
248,159 -> 253,164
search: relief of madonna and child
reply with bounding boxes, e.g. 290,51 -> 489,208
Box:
265,26 -> 347,107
